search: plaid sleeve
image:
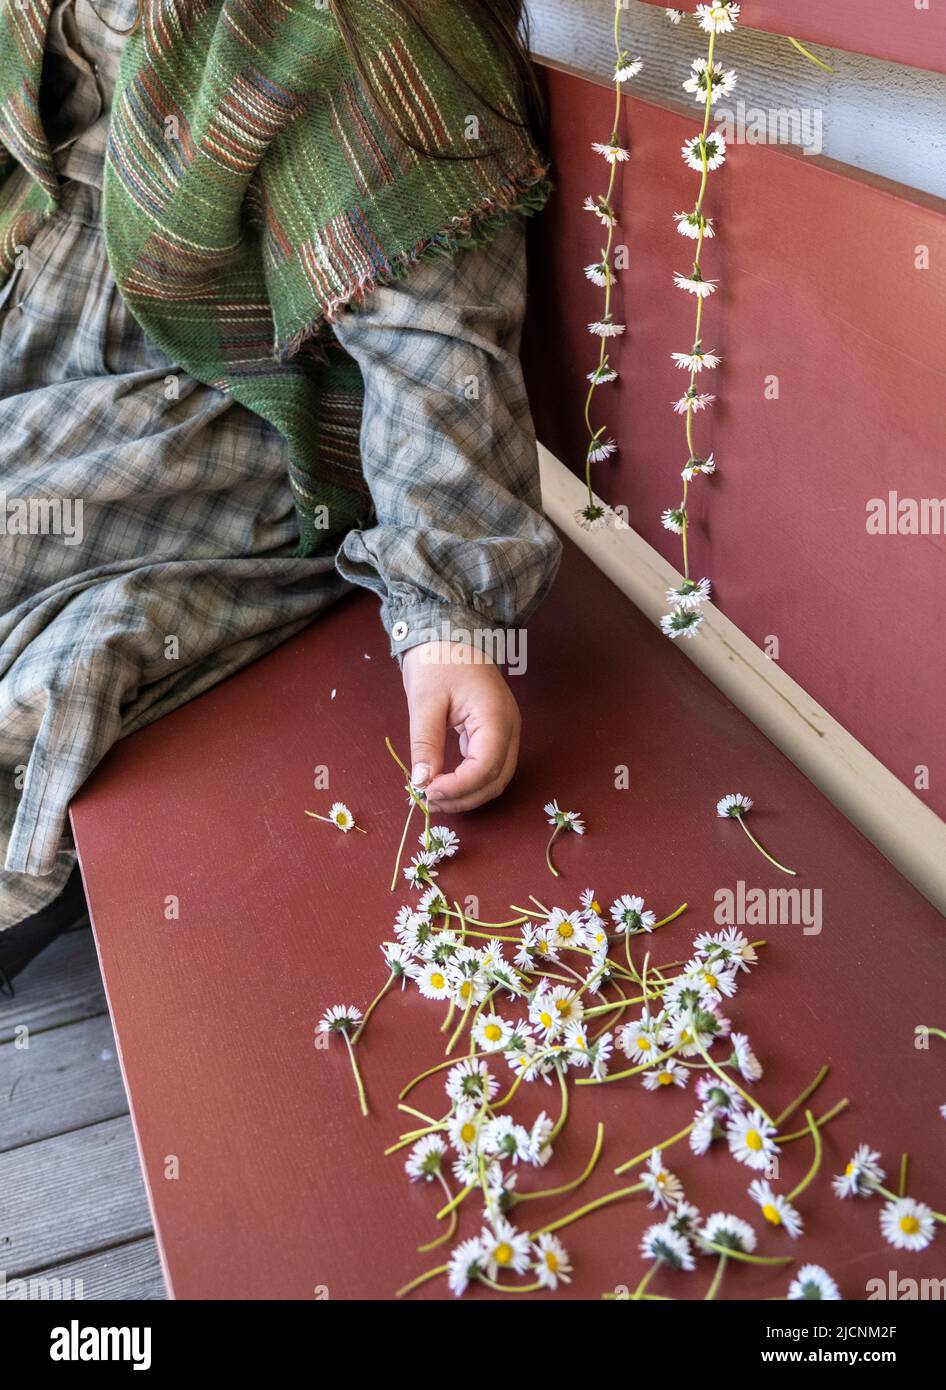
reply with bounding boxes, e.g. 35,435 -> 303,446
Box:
330,217 -> 562,662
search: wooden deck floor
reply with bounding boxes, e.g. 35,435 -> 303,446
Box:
0,927 -> 166,1299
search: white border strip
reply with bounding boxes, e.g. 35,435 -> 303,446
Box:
539,446 -> 946,914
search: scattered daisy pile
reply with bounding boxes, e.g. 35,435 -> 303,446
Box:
321,765 -> 839,1299
316,772 -> 944,1295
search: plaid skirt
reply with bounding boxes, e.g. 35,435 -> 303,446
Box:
0,180 -> 350,929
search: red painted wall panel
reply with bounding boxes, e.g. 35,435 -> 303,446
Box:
637,0 -> 946,75
522,66 -> 946,819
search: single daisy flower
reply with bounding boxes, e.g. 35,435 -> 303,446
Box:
696,2 -> 741,35
480,1217 -> 532,1279
641,1149 -> 685,1210
588,317 -> 626,339
716,792 -> 798,876
592,140 -> 631,164
665,7 -> 686,23
641,1221 -> 695,1271
546,907 -> 586,950
675,210 -> 716,239
666,577 -> 712,611
405,1134 -> 447,1182
662,506 -> 687,534
730,1031 -> 763,1082
700,1210 -> 757,1255
673,390 -> 716,415
404,851 -> 439,889
833,1144 -> 885,1198
682,131 -> 727,171
587,436 -> 618,463
305,802 -> 367,833
643,1058 -> 689,1091
672,348 -> 722,372
575,501 -> 615,530
610,894 -> 656,934
749,1179 -> 804,1238
583,193 -> 617,226
728,1109 -> 780,1171
673,271 -> 719,298
532,1233 -> 573,1289
683,57 -> 737,105
615,52 -> 643,82
660,607 -> 705,640
423,826 -> 459,860
584,259 -> 610,288
587,363 -> 618,385
543,800 -> 585,877
317,1005 -> 368,1116
447,1236 -> 486,1297
416,961 -> 453,1002
472,1012 -> 514,1053
788,1264 -> 841,1301
682,453 -> 717,481
879,1197 -> 936,1252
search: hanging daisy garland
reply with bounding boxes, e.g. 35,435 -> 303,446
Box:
577,3 -> 642,531
660,2 -> 740,642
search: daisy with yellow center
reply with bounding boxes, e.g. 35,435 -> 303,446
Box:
305,801 -> 367,833
727,1108 -> 780,1171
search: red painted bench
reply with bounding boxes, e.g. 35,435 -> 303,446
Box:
70,538 -> 945,1299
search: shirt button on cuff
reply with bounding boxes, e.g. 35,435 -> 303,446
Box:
391,620 -> 409,642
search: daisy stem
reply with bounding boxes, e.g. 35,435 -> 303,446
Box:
786,1109 -> 822,1203
550,1067 -> 570,1141
478,1274 -> 546,1295
778,1097 -> 848,1143
632,1262 -> 660,1301
351,972 -> 394,1044
389,795 -> 417,892
444,993 -> 474,1057
395,1263 -> 448,1298
916,1026 -> 946,1043
899,1152 -> 909,1197
774,1064 -> 829,1128
574,1039 -> 685,1086
584,990 -> 662,1018
384,1125 -> 443,1156
545,825 -> 562,878
398,1050 -> 491,1101
529,894 -> 552,915
443,911 -> 530,931
614,1121 -> 697,1176
440,997 -> 456,1036
701,1240 -> 793,1266
342,1029 -> 368,1118
529,1181 -> 646,1240
435,1184 -> 474,1222
704,1253 -> 727,1301
515,1123 -> 605,1204
686,1016 -> 777,1127
653,901 -> 689,929
735,812 -> 798,877
398,1103 -> 439,1125
417,1172 -> 458,1253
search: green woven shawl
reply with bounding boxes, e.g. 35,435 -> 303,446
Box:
0,0 -> 552,552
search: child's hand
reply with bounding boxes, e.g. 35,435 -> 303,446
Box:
401,641 -> 521,813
